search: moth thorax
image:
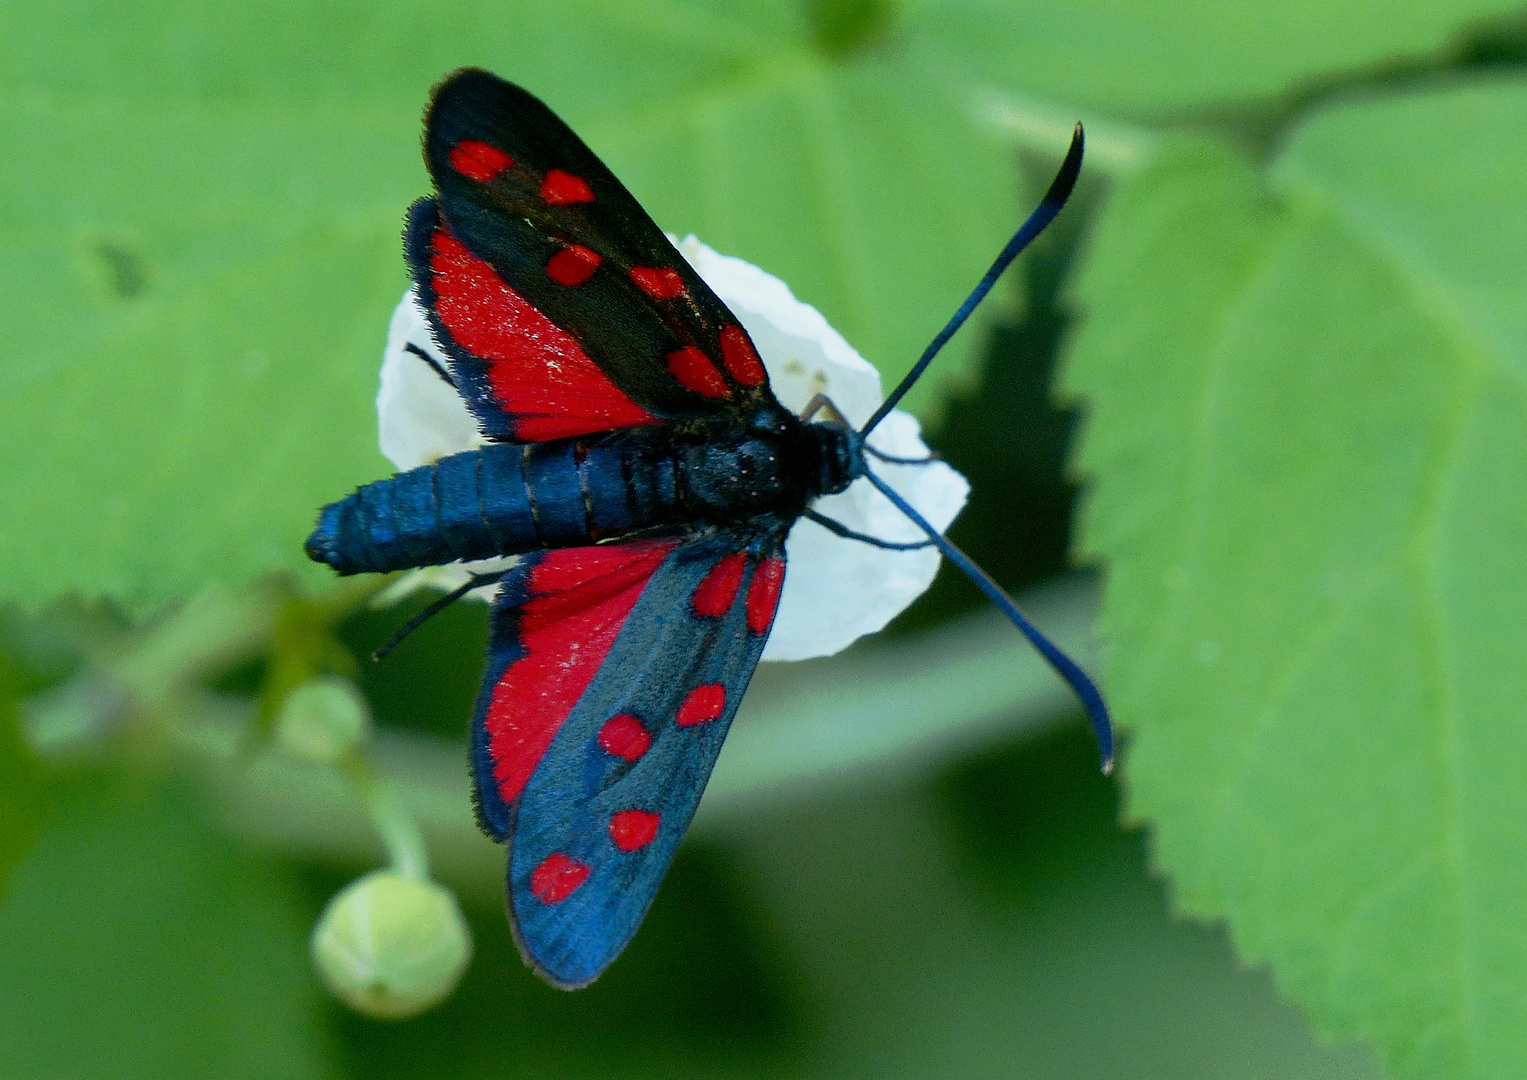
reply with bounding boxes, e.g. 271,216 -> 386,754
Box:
677,429 -> 799,521
800,423 -> 865,499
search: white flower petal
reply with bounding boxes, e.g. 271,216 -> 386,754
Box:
377,297 -> 510,599
673,236 -> 884,425
373,560 -> 519,605
378,290 -> 484,471
675,236 -> 969,660
375,240 -> 970,660
768,419 -> 968,661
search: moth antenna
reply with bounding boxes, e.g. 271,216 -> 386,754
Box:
862,468 -> 1114,773
860,123 -> 1084,437
372,568 -> 510,661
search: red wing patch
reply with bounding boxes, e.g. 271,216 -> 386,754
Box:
429,228 -> 659,440
597,714 -> 652,761
629,266 -> 686,300
720,326 -> 767,387
746,556 -> 785,633
675,683 -> 726,726
691,553 -> 745,617
666,347 -> 730,399
608,810 -> 661,852
449,140 -> 513,182
540,169 -> 595,205
530,853 -> 590,904
546,244 -> 601,287
485,540 -> 679,804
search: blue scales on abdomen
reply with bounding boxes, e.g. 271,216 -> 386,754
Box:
305,439 -> 668,576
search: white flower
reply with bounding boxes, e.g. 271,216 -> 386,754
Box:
374,298 -> 518,605
375,239 -> 969,661
378,296 -> 482,468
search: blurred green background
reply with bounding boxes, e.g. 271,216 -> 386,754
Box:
3,2 -> 1527,1078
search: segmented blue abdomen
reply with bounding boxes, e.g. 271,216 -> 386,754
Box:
306,439 -> 662,576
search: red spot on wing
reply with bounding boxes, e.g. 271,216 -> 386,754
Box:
449,140 -> 513,182
486,541 -> 679,803
546,244 -> 601,287
530,853 -> 590,904
667,347 -> 729,399
720,325 -> 767,387
608,810 -> 661,852
430,229 -> 658,439
630,266 -> 686,300
597,714 -> 651,762
676,683 -> 726,727
541,169 -> 595,205
691,553 -> 745,617
747,556 -> 785,634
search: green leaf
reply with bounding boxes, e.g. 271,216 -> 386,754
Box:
10,0 -> 1513,613
0,778 -> 333,1079
0,654 -> 43,897
1063,81 -> 1527,1079
0,0 -> 1024,611
907,0 -> 1523,118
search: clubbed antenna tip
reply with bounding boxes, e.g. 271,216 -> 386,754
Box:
860,123 -> 1085,437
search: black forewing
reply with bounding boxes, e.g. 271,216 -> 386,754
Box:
424,68 -> 779,420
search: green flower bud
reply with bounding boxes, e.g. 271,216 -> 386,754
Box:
276,676 -> 370,765
310,870 -> 471,1020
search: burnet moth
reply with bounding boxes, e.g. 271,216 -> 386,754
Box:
306,68 -> 1111,989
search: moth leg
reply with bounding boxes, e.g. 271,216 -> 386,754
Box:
372,567 -> 512,660
799,393 -> 851,428
804,395 -> 939,466
804,509 -> 933,551
403,341 -> 458,389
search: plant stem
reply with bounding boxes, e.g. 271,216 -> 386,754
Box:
351,762 -> 431,881
972,88 -> 1159,176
